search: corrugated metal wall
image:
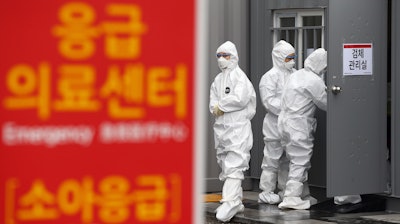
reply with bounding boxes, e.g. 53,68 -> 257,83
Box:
392,0 -> 400,198
205,0 -> 250,192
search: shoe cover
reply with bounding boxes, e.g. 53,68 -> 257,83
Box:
278,196 -> 311,210
215,201 -> 244,222
284,180 -> 303,197
258,191 -> 281,204
221,178 -> 242,202
334,195 -> 362,205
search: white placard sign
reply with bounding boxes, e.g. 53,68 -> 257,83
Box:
343,43 -> 373,76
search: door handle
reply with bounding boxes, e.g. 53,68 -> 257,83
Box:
331,85 -> 342,95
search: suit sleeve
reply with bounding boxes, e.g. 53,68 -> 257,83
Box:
209,81 -> 219,114
309,78 -> 327,111
259,73 -> 281,115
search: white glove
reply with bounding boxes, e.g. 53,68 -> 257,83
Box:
213,105 -> 224,116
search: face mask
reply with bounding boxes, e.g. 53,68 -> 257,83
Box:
284,60 -> 295,70
218,57 -> 230,71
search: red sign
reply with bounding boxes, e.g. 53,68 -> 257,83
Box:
0,0 -> 198,223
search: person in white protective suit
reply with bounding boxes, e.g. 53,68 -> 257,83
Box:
209,41 -> 256,222
277,48 -> 327,210
258,40 -> 296,204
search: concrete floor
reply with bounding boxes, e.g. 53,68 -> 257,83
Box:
204,191 -> 400,224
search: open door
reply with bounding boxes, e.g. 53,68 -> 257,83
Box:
327,0 -> 388,196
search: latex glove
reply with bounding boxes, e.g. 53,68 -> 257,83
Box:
213,105 -> 224,116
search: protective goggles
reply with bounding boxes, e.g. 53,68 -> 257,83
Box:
216,53 -> 231,58
285,55 -> 297,59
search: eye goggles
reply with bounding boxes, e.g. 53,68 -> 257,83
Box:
216,53 -> 231,58
285,55 -> 297,59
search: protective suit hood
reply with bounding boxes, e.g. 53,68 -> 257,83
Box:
216,41 -> 239,71
272,40 -> 296,71
304,48 -> 327,75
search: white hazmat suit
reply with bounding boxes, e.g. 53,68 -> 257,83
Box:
258,40 -> 296,204
209,41 -> 256,222
278,48 -> 328,210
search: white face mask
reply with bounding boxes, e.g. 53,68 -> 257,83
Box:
218,57 -> 230,71
284,60 -> 295,70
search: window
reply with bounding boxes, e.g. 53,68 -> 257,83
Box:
272,10 -> 325,68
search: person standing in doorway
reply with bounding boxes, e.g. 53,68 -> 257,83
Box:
209,41 -> 256,222
278,48 -> 327,210
258,40 -> 296,204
